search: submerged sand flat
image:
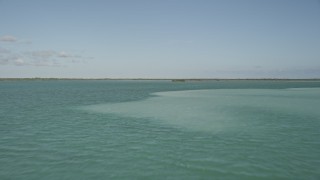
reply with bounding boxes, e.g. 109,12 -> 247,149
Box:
82,88 -> 320,132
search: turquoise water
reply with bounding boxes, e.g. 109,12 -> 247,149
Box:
1,80 -> 320,179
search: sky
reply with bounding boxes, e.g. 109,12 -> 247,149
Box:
0,0 -> 320,78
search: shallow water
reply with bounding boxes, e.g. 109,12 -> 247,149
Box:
83,88 -> 320,132
1,80 -> 320,179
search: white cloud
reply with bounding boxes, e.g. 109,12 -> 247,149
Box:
14,58 -> 28,66
31,50 -> 56,58
31,50 -> 76,59
0,35 -> 89,67
23,50 -> 86,66
57,51 -> 73,58
0,35 -> 17,42
0,56 -> 18,65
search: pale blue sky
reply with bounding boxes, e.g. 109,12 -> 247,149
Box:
0,0 -> 319,78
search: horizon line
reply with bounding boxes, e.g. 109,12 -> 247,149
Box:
1,77 -> 320,81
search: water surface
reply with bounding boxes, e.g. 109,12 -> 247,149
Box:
1,80 -> 320,179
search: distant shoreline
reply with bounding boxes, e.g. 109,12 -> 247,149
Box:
1,78 -> 320,82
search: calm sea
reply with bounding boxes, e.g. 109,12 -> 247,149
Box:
1,80 -> 320,179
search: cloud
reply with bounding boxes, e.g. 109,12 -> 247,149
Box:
31,50 -> 56,58
30,50 -> 76,59
14,58 -> 29,66
57,51 -> 73,58
0,49 -> 53,66
19,50 -> 86,66
0,35 -> 91,66
0,56 -> 18,65
0,35 -> 17,42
